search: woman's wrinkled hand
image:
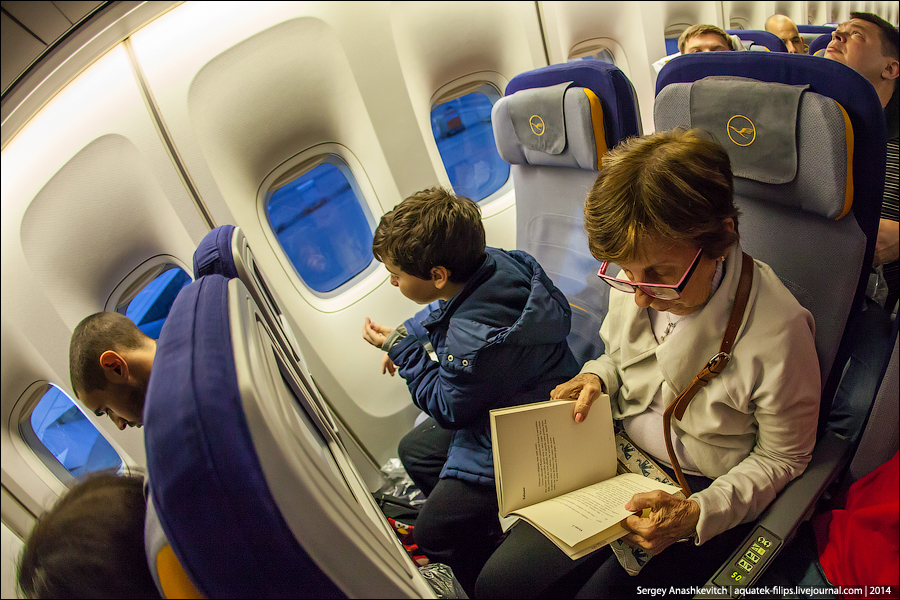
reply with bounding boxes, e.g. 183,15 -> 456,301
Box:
620,491 -> 701,555
551,373 -> 605,423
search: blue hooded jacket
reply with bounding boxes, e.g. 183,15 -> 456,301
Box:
388,247 -> 579,485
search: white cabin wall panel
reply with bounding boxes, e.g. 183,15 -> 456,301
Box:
725,1 -> 776,29
658,0 -> 726,32
389,0 -> 545,192
130,1 -> 495,464
2,44 -> 206,489
2,46 -> 203,333
807,2 -> 828,24
540,1 -> 664,134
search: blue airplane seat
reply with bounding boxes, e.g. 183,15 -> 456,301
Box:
492,61 -> 642,365
656,53 -> 885,387
144,275 -> 438,598
726,29 -> 788,52
655,51 -> 890,595
192,223 -> 239,280
808,33 -> 832,56
797,25 -> 836,35
192,224 -> 395,493
192,224 -> 307,377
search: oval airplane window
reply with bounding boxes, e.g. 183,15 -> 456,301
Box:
114,266 -> 192,339
19,384 -> 123,486
430,83 -> 509,203
568,46 -> 617,64
266,157 -> 374,295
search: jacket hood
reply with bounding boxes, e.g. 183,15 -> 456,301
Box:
424,248 -> 572,358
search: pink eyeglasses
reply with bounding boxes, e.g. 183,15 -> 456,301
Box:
597,248 -> 704,300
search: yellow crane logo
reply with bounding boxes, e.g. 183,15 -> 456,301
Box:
727,115 -> 756,146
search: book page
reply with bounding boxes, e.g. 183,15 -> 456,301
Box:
490,397 -> 616,515
513,473 -> 682,547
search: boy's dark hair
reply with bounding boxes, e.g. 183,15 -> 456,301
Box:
372,187 -> 486,283
851,11 -> 899,60
69,312 -> 149,396
17,471 -> 161,599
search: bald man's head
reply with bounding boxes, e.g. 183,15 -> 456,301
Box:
766,14 -> 806,53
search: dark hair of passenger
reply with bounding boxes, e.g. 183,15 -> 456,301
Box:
584,128 -> 740,264
850,11 -> 900,60
69,312 -> 150,396
17,471 -> 161,599
372,187 -> 487,283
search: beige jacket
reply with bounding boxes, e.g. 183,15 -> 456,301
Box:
580,243 -> 820,543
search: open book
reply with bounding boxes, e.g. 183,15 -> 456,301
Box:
490,397 -> 682,559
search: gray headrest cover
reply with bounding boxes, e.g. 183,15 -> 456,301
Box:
655,80 -> 851,219
493,86 -> 603,171
506,81 -> 572,154
691,76 -> 808,184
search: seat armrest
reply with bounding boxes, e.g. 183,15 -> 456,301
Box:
695,431 -> 852,598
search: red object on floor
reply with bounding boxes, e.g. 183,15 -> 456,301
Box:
388,517 -> 429,566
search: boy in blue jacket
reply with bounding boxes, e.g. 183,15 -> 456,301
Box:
363,188 -> 578,593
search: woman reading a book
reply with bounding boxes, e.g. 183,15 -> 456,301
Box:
475,129 -> 820,598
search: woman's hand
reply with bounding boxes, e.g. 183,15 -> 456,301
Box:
362,317 -> 394,348
621,491 -> 700,555
551,373 -> 604,422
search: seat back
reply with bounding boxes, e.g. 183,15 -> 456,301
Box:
654,50 -> 889,595
727,29 -> 788,52
193,225 -> 320,404
144,275 -> 436,598
655,52 -> 886,426
191,224 -> 393,492
808,33 -> 832,55
145,494 -> 204,599
491,61 -> 642,364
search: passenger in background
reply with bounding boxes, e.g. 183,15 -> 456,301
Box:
362,188 -> 578,594
653,24 -> 739,74
69,312 -> 156,430
476,130 -> 820,599
678,24 -> 738,54
765,14 -> 807,54
824,12 -> 899,311
17,471 -> 160,599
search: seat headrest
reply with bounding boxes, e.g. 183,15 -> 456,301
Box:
655,76 -> 853,220
192,224 -> 238,279
493,83 -> 607,170
726,30 -> 788,53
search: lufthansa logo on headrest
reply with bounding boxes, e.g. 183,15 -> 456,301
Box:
727,115 -> 756,147
530,115 -> 545,136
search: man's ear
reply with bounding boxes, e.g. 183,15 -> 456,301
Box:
884,57 -> 899,81
430,266 -> 452,289
98,350 -> 129,383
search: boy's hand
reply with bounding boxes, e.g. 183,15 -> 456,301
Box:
363,317 -> 394,348
382,354 -> 397,376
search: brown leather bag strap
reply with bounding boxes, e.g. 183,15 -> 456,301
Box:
663,252 -> 754,496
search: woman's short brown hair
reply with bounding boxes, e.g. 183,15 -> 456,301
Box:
372,187 -> 486,283
584,128 -> 740,264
